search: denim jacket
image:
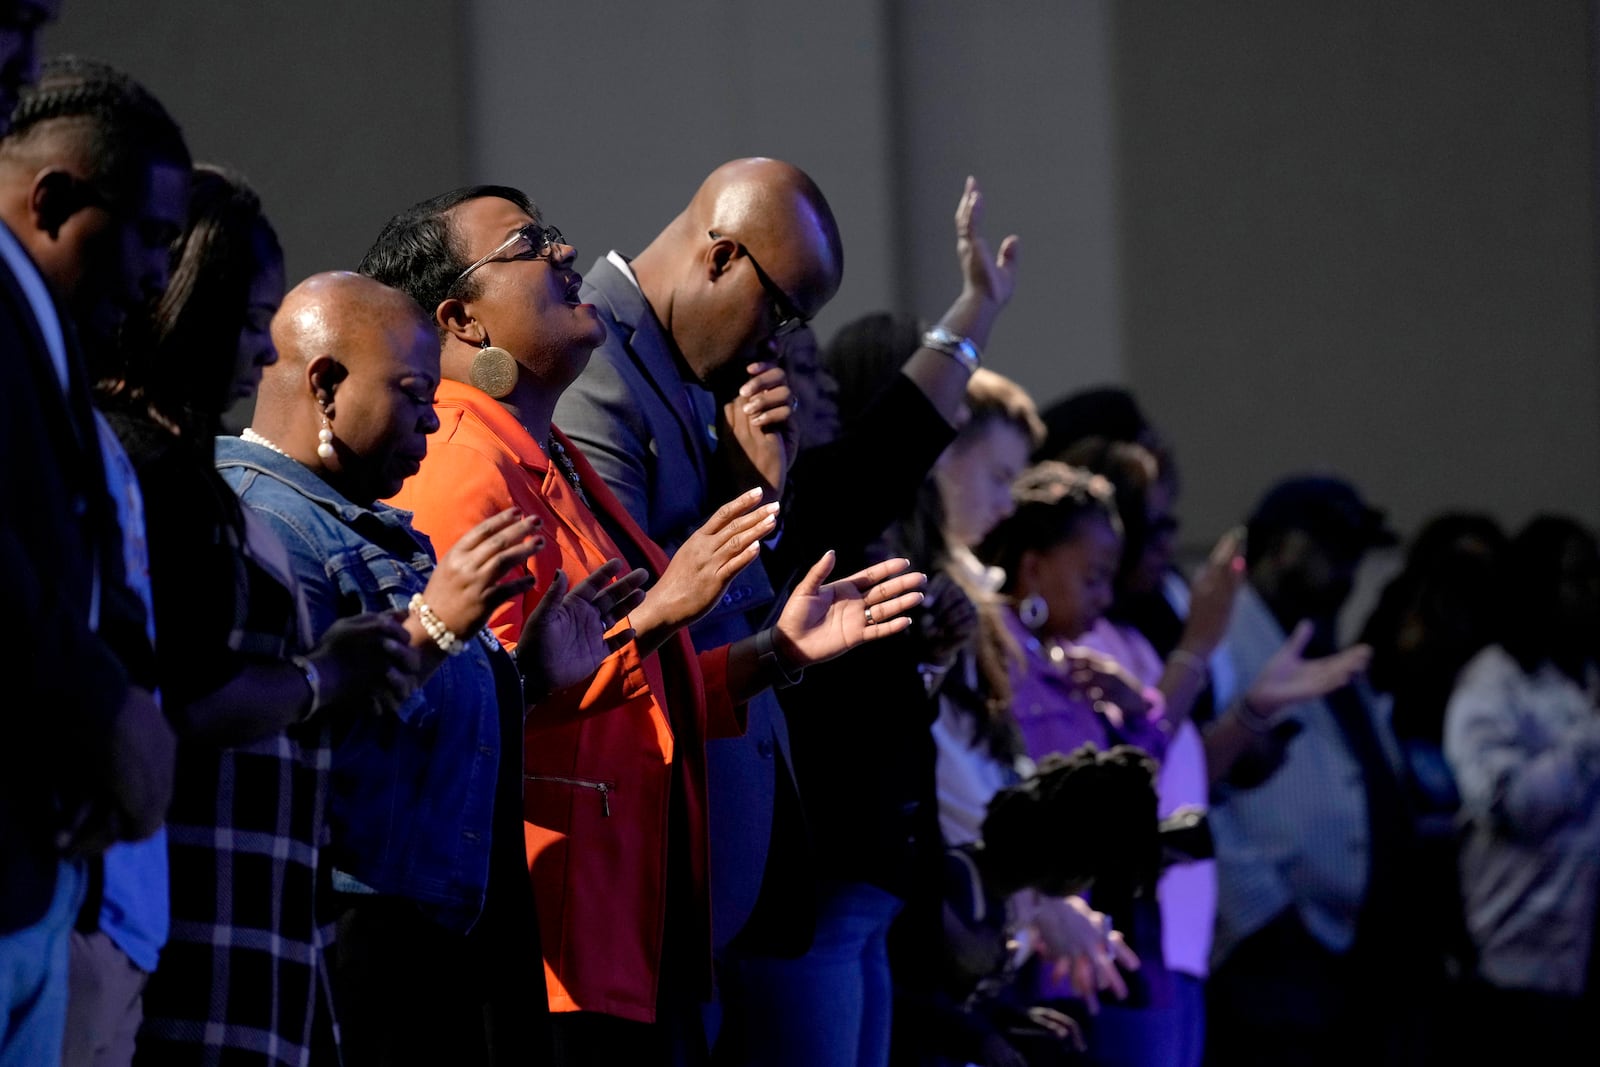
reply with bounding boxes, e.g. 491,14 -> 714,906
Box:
216,436 -> 504,933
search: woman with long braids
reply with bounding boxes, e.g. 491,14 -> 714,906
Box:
89,166 -> 411,1066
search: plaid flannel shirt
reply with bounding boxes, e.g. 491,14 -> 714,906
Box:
133,450 -> 336,1066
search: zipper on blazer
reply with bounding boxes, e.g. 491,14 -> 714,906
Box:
525,773 -> 613,817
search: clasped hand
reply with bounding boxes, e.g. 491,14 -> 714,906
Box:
719,361 -> 797,504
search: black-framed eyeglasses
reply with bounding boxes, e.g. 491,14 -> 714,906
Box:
453,222 -> 566,291
708,230 -> 807,339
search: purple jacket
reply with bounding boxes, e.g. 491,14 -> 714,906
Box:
1003,610 -> 1169,763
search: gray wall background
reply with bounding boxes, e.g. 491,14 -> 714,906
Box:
47,0 -> 1600,556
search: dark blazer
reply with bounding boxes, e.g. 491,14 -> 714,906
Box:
554,253 -> 798,949
0,228 -> 146,932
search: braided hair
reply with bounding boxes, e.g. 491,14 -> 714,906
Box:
4,55 -> 189,196
979,743 -> 1160,901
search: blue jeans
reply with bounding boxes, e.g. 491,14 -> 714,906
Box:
0,861 -> 83,1067
723,880 -> 904,1067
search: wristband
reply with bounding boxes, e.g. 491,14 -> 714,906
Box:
757,627 -> 804,688
921,326 -> 981,373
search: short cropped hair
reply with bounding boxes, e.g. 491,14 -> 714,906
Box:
357,185 -> 537,329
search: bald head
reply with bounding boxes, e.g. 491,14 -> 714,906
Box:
631,157 -> 844,382
256,271 -> 441,504
686,158 -> 842,302
262,272 -> 427,398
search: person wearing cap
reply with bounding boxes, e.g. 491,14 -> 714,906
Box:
1203,475 -> 1428,1066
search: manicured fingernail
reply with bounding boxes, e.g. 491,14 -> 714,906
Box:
764,503 -> 780,514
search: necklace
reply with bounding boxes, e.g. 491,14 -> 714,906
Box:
545,435 -> 589,507
241,427 -> 293,459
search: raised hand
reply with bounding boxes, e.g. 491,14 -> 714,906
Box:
416,508 -> 544,640
1180,527 -> 1246,658
954,175 -> 1021,319
631,488 -> 777,645
1247,620 -> 1373,715
719,360 -> 796,503
1208,620 -> 1368,791
771,551 -> 926,667
307,610 -> 420,716
515,559 -> 649,700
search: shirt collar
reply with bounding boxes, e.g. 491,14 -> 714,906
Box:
0,218 -> 69,393
606,249 -> 641,293
214,433 -> 420,534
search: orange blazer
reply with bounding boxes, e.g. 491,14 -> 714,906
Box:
388,378 -> 745,1023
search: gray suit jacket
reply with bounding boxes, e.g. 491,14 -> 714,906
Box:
554,253 -> 795,949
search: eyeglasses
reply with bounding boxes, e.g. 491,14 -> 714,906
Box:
708,230 -> 807,339
453,222 -> 566,291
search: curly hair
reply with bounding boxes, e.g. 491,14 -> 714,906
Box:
979,744 -> 1160,900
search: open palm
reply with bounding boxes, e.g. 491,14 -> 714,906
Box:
773,551 -> 926,667
1247,619 -> 1373,714
516,559 -> 648,700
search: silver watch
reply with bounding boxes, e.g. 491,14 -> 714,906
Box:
921,326 -> 981,373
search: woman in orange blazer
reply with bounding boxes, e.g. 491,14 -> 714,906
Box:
366,187 -> 924,1062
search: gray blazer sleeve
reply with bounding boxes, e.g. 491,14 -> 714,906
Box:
554,336 -> 656,534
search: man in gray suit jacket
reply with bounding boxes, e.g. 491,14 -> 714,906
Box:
553,159 -> 843,991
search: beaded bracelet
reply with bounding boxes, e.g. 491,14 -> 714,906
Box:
409,593 -> 466,656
